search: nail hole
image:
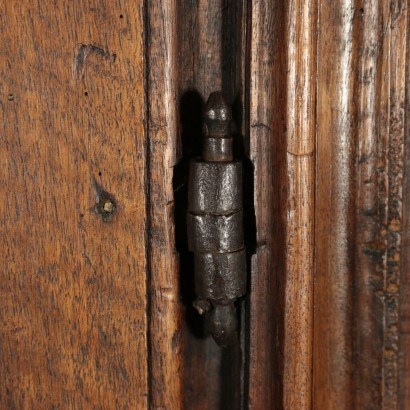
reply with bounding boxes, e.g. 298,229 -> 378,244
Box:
80,213 -> 85,218
95,197 -> 117,220
84,91 -> 88,96
119,14 -> 123,19
98,171 -> 102,176
8,94 -> 14,101
92,181 -> 117,221
103,200 -> 115,213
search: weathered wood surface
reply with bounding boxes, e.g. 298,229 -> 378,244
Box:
397,0 -> 410,409
283,0 -> 316,407
248,0 -> 281,407
313,2 -> 357,407
314,1 -> 408,409
400,4 -> 410,404
0,1 -> 150,408
381,2 -> 408,408
248,0 -> 409,408
2,1 -> 410,409
248,0 -> 317,407
146,1 -> 184,408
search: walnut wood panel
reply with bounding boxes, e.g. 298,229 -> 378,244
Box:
379,2 -> 408,408
0,1 -> 149,408
283,0 -> 316,407
313,1 -> 355,409
248,0 -> 281,407
146,1 -> 184,408
352,1 -> 406,407
314,1 -> 408,409
2,1 -> 410,409
352,3 -> 384,407
400,4 -> 410,405
314,2 -> 358,408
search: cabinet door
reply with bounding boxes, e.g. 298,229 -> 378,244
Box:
2,1 -> 410,410
0,2 -> 152,408
0,2 -> 183,408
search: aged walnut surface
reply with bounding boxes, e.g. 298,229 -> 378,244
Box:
314,1 -> 357,407
282,0 -> 316,408
0,1 -> 149,408
314,1 -> 408,408
146,1 -> 184,408
1,1 -> 410,409
248,0 -> 278,407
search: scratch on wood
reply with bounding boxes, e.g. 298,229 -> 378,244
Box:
72,44 -> 116,81
251,122 -> 273,132
286,150 -> 314,157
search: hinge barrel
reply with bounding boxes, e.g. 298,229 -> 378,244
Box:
187,91 -> 246,347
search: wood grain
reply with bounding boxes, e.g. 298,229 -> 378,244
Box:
248,0 -> 280,407
353,1 -> 391,407
0,1 -> 149,408
283,0 -> 316,407
247,1 -> 316,408
146,1 -> 184,408
351,2 -> 384,407
314,1 -> 408,408
2,1 -> 410,408
400,3 -> 410,405
379,2 -> 407,408
313,1 -> 357,407
197,0 -> 223,97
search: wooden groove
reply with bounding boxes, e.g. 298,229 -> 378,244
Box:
352,1 -> 385,407
313,1 -> 357,408
400,2 -> 410,405
196,0 -> 223,98
313,1 -> 408,408
2,1 -> 410,408
283,0 -> 317,408
248,0 -> 281,407
382,1 -> 408,408
146,1 -> 184,408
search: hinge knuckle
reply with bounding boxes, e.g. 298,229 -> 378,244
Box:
187,91 -> 246,347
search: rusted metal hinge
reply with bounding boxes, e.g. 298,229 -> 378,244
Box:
187,91 -> 246,347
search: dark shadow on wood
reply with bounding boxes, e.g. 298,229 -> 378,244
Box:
173,89 -> 205,339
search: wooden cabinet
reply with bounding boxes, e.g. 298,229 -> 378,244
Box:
1,1 -> 409,408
